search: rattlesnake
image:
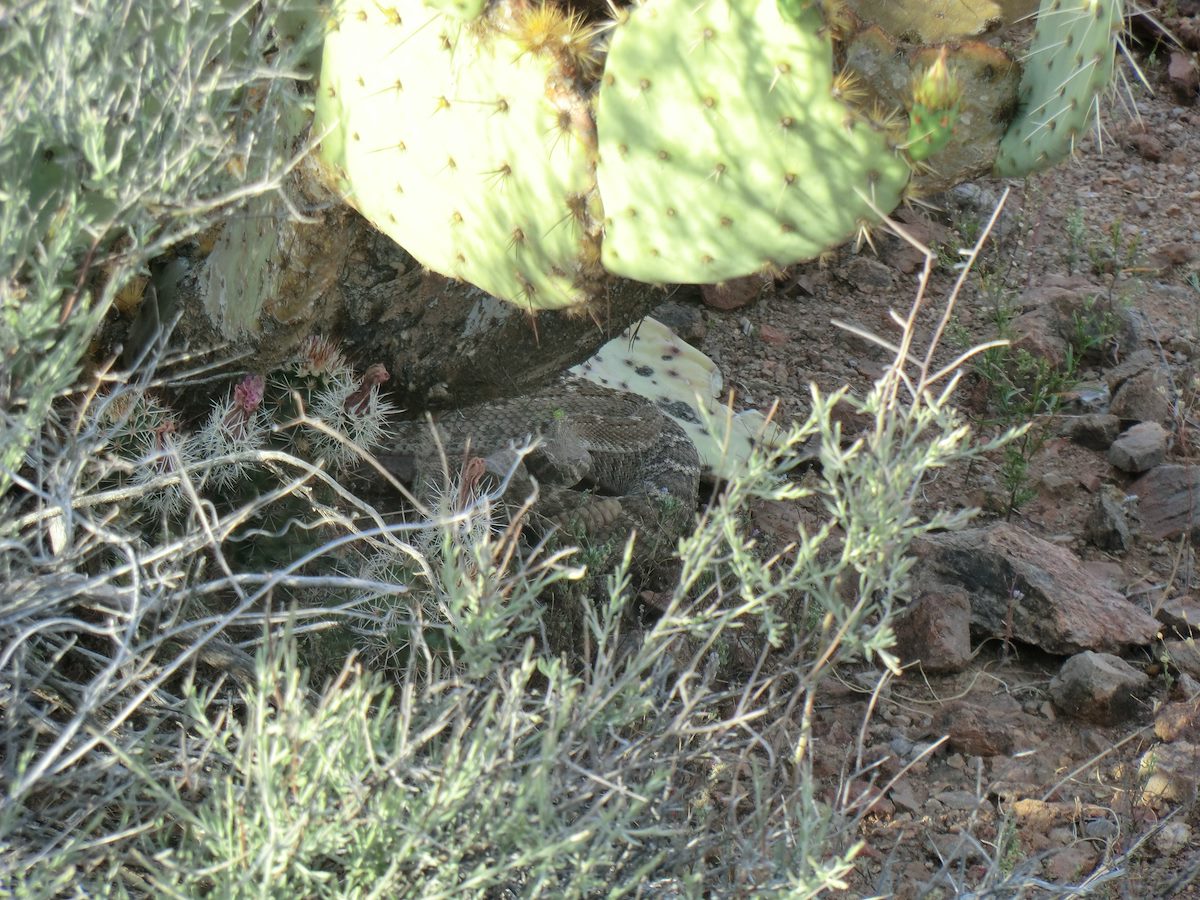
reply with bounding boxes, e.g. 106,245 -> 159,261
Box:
369,376 -> 701,559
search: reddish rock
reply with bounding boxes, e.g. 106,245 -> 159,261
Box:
1129,464 -> 1200,540
933,700 -> 1024,757
700,275 -> 763,310
893,587 -> 971,673
1154,696 -> 1200,743
757,323 -> 790,346
914,524 -> 1161,654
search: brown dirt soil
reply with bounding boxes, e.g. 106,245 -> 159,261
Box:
681,29 -> 1200,898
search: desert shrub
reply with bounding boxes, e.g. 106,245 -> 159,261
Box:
0,223 -> 1011,895
0,3 -> 1025,895
0,0 -> 318,496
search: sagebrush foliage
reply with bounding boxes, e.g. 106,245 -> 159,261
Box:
0,0 -> 319,496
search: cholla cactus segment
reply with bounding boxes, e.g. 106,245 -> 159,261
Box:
993,0 -> 1124,177
307,364 -> 398,469
130,418 -> 195,519
906,48 -> 961,162
595,0 -> 910,283
194,374 -> 271,490
315,0 -> 602,309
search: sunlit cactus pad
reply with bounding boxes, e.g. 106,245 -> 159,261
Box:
595,0 -> 910,283
315,0 -> 601,309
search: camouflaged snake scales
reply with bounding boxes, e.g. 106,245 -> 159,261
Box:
368,376 -> 701,555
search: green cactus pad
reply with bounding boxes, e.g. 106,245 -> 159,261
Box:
315,0 -> 601,309
994,0 -> 1124,177
595,0 -> 910,283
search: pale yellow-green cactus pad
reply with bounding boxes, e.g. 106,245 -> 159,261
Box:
595,0 -> 910,284
315,0 -> 600,309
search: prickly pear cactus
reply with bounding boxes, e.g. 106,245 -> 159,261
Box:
906,48 -> 962,162
595,0 -> 910,283
315,0 -> 602,310
994,0 -> 1124,176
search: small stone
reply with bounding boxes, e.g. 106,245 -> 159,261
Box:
650,301 -> 707,344
1044,844 -> 1099,883
1065,413 -> 1121,450
1086,486 -> 1134,552
1177,672 -> 1200,700
757,323 -> 789,346
1153,821 -> 1192,855
841,255 -> 895,292
934,789 -> 983,811
1139,741 -> 1200,801
701,275 -> 763,311
1084,817 -> 1119,839
1154,696 -> 1200,742
1108,422 -> 1168,473
1163,639 -> 1200,681
933,699 -> 1023,757
1156,595 -> 1200,636
888,777 -> 924,814
1039,471 -> 1076,495
1104,348 -> 1157,393
1049,651 -> 1153,725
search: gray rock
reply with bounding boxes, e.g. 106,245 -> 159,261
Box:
1086,487 -> 1135,551
1049,651 -> 1152,724
841,255 -> 895,293
1156,595 -> 1200,637
1129,464 -> 1200,540
1163,638 -> 1200,681
1104,348 -> 1158,393
1109,369 -> 1173,425
914,523 -> 1161,654
1108,421 -> 1169,473
1064,413 -> 1121,450
893,587 -> 972,673
650,301 -> 707,345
